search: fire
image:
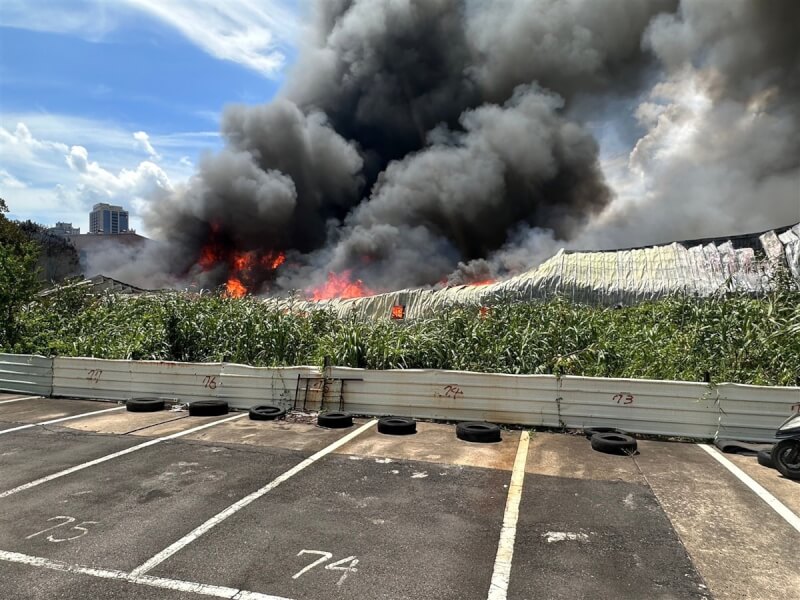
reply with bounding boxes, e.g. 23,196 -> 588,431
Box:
262,251 -> 286,270
195,228 -> 287,297
225,277 -> 247,298
198,245 -> 220,270
309,270 -> 374,300
466,279 -> 495,287
232,252 -> 255,271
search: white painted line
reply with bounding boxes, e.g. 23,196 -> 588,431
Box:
487,431 -> 530,600
0,549 -> 292,599
699,444 -> 800,534
0,395 -> 40,404
0,405 -> 125,435
0,413 -> 247,499
131,418 -> 379,577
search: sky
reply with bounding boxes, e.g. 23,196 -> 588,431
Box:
0,0 -> 302,233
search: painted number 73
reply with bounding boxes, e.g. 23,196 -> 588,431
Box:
292,550 -> 359,586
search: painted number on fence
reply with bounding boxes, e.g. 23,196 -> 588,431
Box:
613,393 -> 634,405
25,516 -> 98,543
435,385 -> 464,401
292,550 -> 359,586
87,369 -> 102,384
202,375 -> 218,389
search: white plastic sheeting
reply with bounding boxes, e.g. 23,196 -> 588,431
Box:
265,223 -> 800,320
715,383 -> 800,442
330,367 -> 560,425
0,353 -> 53,397
558,376 -> 719,438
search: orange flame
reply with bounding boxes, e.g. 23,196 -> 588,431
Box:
198,245 -> 220,270
466,279 -> 495,287
232,251 -> 255,271
225,277 -> 247,298
262,251 -> 286,270
309,271 -> 374,300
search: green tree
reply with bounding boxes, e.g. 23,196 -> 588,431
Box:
0,199 -> 41,348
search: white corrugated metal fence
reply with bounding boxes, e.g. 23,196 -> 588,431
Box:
1,353 -> 797,441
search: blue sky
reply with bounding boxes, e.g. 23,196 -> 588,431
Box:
0,0 -> 302,234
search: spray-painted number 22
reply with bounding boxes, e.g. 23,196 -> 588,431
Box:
292,550 -> 359,586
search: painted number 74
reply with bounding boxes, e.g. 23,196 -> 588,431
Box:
292,550 -> 359,586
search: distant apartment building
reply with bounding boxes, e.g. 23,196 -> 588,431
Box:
89,203 -> 129,234
48,222 -> 81,236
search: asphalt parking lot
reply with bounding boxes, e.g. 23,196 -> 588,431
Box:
0,393 -> 798,600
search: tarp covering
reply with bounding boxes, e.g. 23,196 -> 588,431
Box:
267,222 -> 800,320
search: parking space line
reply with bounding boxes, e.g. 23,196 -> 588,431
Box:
487,430 -> 530,600
0,405 -> 125,435
0,413 -> 247,499
130,418 -> 379,577
699,444 -> 800,534
0,550 -> 293,599
0,396 -> 40,405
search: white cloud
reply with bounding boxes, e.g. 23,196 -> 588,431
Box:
129,0 -> 298,77
133,131 -> 161,160
0,169 -> 26,189
0,117 -> 202,234
1,0 -> 300,78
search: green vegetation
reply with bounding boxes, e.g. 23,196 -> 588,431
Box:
0,199 -> 42,348
7,285 -> 799,386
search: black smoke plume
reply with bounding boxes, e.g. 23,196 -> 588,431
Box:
135,0 -> 799,295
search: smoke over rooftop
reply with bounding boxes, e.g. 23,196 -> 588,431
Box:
132,0 -> 799,297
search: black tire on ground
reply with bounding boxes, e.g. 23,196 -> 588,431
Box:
188,400 -> 229,417
456,422 -> 501,443
583,426 -> 628,439
757,449 -> 775,469
126,397 -> 165,413
318,411 -> 353,429
377,417 -> 417,435
248,404 -> 286,421
590,432 -> 638,455
772,438 -> 800,480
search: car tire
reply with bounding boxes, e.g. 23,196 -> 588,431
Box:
248,404 -> 286,421
318,411 -> 353,428
377,417 -> 417,435
188,400 -> 229,417
583,426 -> 628,439
590,432 -> 638,455
126,397 -> 165,413
772,439 -> 800,480
456,422 -> 501,443
757,449 -> 775,469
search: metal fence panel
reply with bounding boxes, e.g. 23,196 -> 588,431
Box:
559,376 -> 718,438
219,363 -> 321,410
716,383 -> 800,442
0,353 -> 53,397
128,361 -> 223,403
53,357 -> 132,401
331,367 -> 560,426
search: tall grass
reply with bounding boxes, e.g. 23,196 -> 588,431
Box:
9,286 -> 800,386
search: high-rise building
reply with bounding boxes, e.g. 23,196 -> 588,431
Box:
89,203 -> 129,234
